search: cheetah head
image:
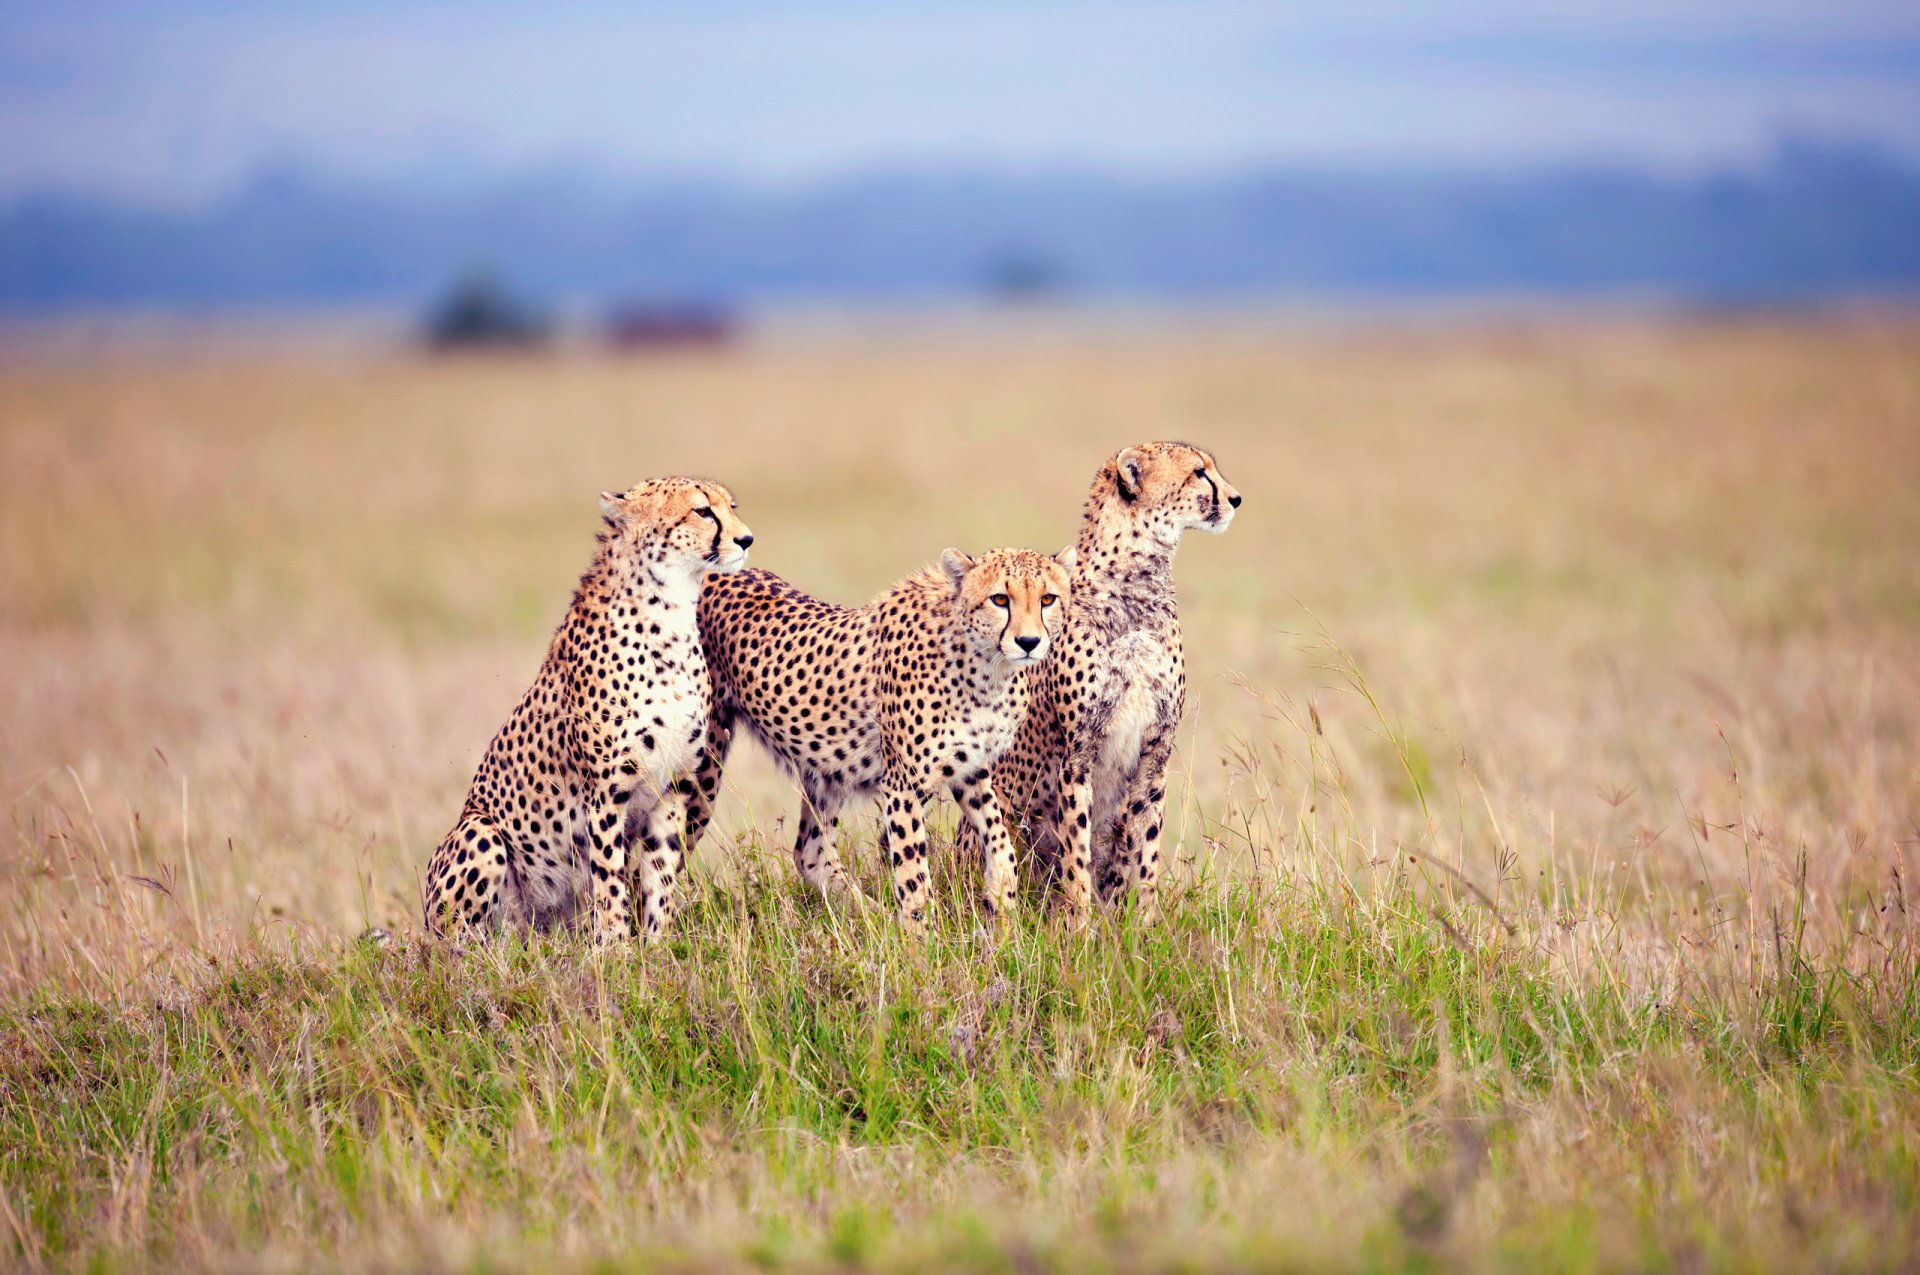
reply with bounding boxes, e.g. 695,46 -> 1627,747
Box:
940,546 -> 1075,667
1104,441 -> 1241,544
598,477 -> 755,576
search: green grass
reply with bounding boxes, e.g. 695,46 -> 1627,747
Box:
5,856 -> 1916,1273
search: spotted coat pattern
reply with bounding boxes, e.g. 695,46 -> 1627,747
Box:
685,547 -> 1072,931
422,477 -> 755,944
969,442 -> 1240,923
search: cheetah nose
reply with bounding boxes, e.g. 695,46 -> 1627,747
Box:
1015,635 -> 1041,653
1228,493 -> 1242,508
734,534 -> 754,549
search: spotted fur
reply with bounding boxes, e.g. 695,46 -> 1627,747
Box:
422,477 -> 755,944
685,547 -> 1073,931
971,442 -> 1240,923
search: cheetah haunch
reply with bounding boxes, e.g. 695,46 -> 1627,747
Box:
686,547 -> 1073,932
423,477 -> 755,944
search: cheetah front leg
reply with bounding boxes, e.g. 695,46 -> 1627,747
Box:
879,779 -> 933,935
950,767 -> 1017,920
951,814 -> 984,874
681,699 -> 734,854
634,787 -> 688,942
1055,747 -> 1098,929
1100,726 -> 1177,921
794,786 -> 862,904
583,781 -> 638,946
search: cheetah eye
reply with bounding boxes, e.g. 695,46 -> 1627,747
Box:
990,594 -> 1010,608
1041,593 -> 1058,607
693,507 -> 719,522
1193,466 -> 1207,478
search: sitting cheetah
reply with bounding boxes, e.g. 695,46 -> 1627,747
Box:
422,477 -> 755,944
684,547 -> 1073,931
969,442 -> 1240,924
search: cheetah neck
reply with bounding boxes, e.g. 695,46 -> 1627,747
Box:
1073,507 -> 1180,626
578,540 -> 705,629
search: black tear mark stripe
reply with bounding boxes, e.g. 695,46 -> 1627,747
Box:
1201,470 -> 1220,516
694,507 -> 724,560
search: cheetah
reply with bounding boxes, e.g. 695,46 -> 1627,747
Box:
968,442 -> 1240,924
684,547 -> 1073,932
422,477 -> 755,944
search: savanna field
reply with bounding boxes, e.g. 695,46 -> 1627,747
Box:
1,317 -> 1917,1271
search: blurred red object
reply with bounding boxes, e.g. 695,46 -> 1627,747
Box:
604,304 -> 738,351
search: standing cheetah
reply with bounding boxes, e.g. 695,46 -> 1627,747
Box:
971,442 -> 1240,924
422,477 -> 755,944
684,547 -> 1073,931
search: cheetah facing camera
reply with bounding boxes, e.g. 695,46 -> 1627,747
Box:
422,477 -> 755,945
971,441 -> 1240,924
686,547 -> 1074,931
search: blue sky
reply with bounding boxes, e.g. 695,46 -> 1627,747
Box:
4,0 -> 1918,201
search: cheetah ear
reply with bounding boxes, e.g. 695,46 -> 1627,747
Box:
1054,545 -> 1078,571
598,491 -> 625,523
1114,447 -> 1147,502
939,547 -> 974,587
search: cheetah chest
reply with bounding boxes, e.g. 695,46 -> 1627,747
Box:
630,686 -> 705,781
954,699 -> 1019,766
1091,630 -> 1180,818
625,656 -> 710,775
607,627 -> 709,787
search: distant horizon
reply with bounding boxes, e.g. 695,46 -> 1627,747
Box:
5,135 -> 1916,313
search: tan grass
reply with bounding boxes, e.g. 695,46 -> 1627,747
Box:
5,319 -> 1914,989
1,317 -> 1917,1270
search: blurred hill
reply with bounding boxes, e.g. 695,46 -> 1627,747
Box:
3,138 -> 1916,310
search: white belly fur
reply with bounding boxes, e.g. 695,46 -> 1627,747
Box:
1090,631 -> 1178,859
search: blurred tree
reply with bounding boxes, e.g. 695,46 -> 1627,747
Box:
982,247 -> 1065,302
423,267 -> 549,350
